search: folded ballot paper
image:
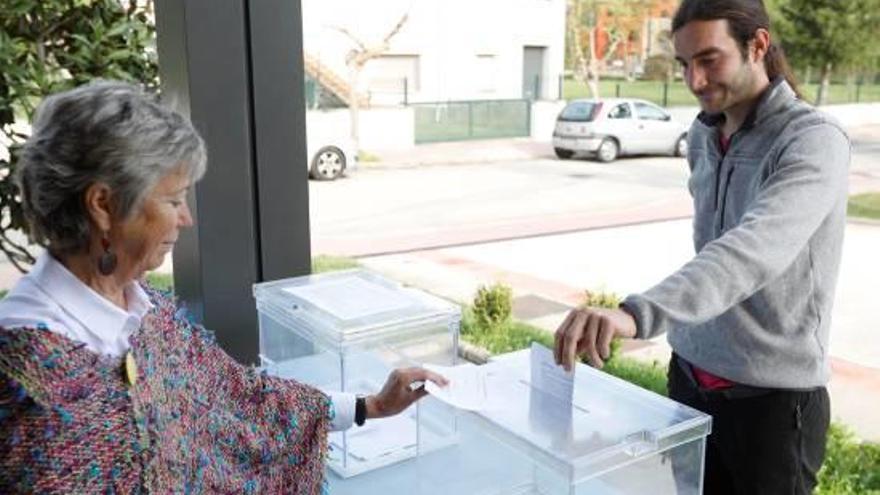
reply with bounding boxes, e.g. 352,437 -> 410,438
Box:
425,343 -> 574,411
424,362 -> 497,411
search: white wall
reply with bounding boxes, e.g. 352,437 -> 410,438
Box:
302,0 -> 566,104
531,100 -> 567,140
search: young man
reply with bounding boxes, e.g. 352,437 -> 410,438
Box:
553,0 -> 850,493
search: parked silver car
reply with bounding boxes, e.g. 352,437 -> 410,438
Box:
552,98 -> 689,162
307,134 -> 357,181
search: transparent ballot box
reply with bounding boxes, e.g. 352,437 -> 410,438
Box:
465,349 -> 713,495
253,270 -> 460,478
326,347 -> 711,495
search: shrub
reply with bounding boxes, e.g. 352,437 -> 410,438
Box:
472,283 -> 513,332
817,423 -> 880,494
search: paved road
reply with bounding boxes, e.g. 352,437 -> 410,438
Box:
311,124 -> 880,257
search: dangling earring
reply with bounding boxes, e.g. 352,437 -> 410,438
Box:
98,233 -> 117,276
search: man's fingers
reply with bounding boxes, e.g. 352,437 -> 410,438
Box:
597,316 -> 616,361
583,313 -> 602,368
554,310 -> 576,365
563,310 -> 587,372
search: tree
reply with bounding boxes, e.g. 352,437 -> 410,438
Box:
0,0 -> 157,271
567,0 -> 656,98
776,0 -> 880,105
332,9 -> 411,153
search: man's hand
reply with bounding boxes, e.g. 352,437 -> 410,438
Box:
366,367 -> 448,419
554,307 -> 637,371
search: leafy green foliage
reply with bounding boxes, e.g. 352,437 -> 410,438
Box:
461,306 -> 553,355
472,283 -> 513,331
775,0 -> 880,101
817,423 -> 880,494
1,0 -> 158,271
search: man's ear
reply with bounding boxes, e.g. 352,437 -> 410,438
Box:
751,28 -> 771,64
83,182 -> 114,232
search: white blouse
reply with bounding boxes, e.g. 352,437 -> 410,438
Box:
0,253 -> 355,431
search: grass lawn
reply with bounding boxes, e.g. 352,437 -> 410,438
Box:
139,255 -> 361,294
563,79 -> 698,107
848,192 -> 880,220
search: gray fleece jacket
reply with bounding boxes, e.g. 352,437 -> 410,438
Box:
622,79 -> 850,389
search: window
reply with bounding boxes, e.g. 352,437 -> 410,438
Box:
559,101 -> 600,122
634,102 -> 669,121
364,54 -> 420,93
607,103 -> 632,119
475,54 -> 497,93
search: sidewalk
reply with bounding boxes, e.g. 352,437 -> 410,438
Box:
368,137 -> 556,169
358,218 -> 880,443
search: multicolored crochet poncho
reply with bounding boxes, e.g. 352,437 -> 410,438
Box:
0,287 -> 331,494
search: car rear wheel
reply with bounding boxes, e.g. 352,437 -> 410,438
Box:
555,147 -> 574,159
675,134 -> 688,157
310,146 -> 346,181
596,138 -> 619,163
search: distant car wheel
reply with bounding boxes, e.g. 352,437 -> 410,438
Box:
310,146 -> 346,181
675,134 -> 688,157
596,138 -> 619,163
555,147 -> 574,159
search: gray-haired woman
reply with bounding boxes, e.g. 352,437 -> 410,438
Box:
0,81 -> 443,493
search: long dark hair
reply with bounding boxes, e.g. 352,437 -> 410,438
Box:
672,0 -> 801,98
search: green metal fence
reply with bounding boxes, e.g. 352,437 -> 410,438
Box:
413,99 -> 531,144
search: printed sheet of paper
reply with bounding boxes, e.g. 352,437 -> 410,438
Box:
424,363 -> 499,411
282,277 -> 413,320
530,342 -> 574,403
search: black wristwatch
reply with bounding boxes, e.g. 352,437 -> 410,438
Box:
355,396 -> 367,427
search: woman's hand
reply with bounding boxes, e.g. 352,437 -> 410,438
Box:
365,367 -> 448,419
554,306 -> 637,371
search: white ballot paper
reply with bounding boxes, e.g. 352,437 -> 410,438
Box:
530,342 -> 574,403
424,363 -> 499,411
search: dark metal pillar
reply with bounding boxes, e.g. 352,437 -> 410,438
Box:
154,0 -> 311,364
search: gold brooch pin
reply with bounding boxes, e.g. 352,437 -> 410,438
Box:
124,351 -> 138,386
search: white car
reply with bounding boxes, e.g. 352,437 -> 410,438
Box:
307,134 -> 357,181
552,98 -> 689,162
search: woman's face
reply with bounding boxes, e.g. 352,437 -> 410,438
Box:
111,167 -> 193,279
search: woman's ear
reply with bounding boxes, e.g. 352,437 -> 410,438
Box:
83,182 -> 114,232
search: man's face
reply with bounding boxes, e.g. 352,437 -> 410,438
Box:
674,19 -> 760,114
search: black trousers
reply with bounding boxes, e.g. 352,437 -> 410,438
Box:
668,354 -> 830,495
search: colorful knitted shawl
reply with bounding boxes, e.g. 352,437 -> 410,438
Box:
0,286 -> 331,494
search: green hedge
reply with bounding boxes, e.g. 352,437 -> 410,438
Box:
848,193 -> 880,220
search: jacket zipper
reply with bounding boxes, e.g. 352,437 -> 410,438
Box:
714,130 -> 739,232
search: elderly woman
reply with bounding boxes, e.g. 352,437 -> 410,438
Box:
0,81 -> 443,493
